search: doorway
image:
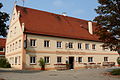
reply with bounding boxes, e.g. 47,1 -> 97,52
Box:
69,57 -> 74,69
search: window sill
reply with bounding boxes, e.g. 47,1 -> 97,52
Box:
45,63 -> 50,65
30,46 -> 37,48
30,63 -> 36,65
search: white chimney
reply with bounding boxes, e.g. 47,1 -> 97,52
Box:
62,12 -> 67,16
88,22 -> 93,34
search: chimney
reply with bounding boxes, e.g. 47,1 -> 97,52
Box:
88,21 -> 93,34
62,12 -> 67,16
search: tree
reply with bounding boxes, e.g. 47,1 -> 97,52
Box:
0,3 -> 9,37
94,0 -> 120,51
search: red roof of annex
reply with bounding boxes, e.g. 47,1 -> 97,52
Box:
16,5 -> 99,41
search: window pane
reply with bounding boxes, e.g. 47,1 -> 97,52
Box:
57,57 -> 62,63
85,44 -> 89,50
92,44 -> 96,50
78,57 -> 82,62
57,41 -> 62,48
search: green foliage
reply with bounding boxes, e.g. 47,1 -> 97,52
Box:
0,58 -> 11,68
38,58 -> 45,70
117,57 -> 120,65
111,69 -> 120,75
0,3 -> 9,37
94,0 -> 120,51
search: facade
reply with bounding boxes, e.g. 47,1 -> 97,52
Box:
0,38 -> 6,59
5,5 -> 119,70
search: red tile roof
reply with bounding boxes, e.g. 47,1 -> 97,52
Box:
0,38 -> 6,48
16,5 -> 99,41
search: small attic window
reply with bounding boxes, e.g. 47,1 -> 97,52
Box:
13,13 -> 15,20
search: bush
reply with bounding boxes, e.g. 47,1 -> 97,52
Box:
38,58 -> 45,70
111,69 -> 120,75
0,58 -> 11,68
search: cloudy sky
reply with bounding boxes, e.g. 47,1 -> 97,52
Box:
1,0 -> 99,21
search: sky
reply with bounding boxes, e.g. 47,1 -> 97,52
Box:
0,0 -> 99,21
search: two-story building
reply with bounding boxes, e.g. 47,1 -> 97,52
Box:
5,5 -> 119,70
0,38 -> 6,59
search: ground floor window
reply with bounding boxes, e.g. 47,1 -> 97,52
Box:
30,56 -> 36,64
57,57 -> 62,63
104,57 -> 108,62
88,57 -> 93,62
15,57 -> 17,65
44,56 -> 50,64
78,57 -> 82,62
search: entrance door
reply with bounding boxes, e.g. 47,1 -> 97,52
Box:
69,57 -> 74,69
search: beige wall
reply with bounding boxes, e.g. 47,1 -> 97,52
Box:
24,34 -> 119,70
5,6 -> 24,70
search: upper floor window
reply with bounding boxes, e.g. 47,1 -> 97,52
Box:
67,42 -> 73,48
88,57 -> 93,62
85,44 -> 89,50
104,57 -> 108,62
30,39 -> 36,47
57,41 -> 62,48
0,48 -> 4,52
92,44 -> 96,50
44,56 -> 50,64
78,43 -> 82,49
15,42 -> 18,49
44,40 -> 50,47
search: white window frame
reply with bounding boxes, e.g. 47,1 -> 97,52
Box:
44,40 -> 50,47
88,57 -> 93,62
57,41 -> 62,48
44,56 -> 50,64
30,39 -> 36,47
30,56 -> 36,64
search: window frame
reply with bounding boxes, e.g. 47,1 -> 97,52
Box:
78,57 -> 82,63
104,57 -> 108,62
30,39 -> 36,47
57,56 -> 62,63
44,40 -> 50,48
44,56 -> 50,64
57,41 -> 62,48
30,56 -> 36,64
85,44 -> 89,50
78,43 -> 82,49
92,44 -> 96,50
88,57 -> 93,62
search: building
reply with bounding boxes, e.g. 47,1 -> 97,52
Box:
5,5 -> 119,70
0,38 -> 6,59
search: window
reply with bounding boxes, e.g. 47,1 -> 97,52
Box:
78,43 -> 82,49
104,57 -> 108,62
30,39 -> 36,47
57,41 -> 62,48
13,43 -> 14,51
7,46 -> 9,53
88,57 -> 93,62
15,57 -> 17,64
78,57 -> 82,62
30,56 -> 36,64
15,42 -> 17,49
19,40 -> 21,48
57,57 -> 62,63
10,44 -> 12,52
68,42 -> 73,48
85,44 -> 89,50
92,44 -> 96,50
44,56 -> 50,63
44,40 -> 50,47
0,48 -> 4,52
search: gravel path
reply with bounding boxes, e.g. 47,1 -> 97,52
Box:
0,68 -> 120,80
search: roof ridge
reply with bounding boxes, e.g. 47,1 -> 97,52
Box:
16,5 -> 92,23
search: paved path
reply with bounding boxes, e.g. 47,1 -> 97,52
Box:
0,68 -> 120,80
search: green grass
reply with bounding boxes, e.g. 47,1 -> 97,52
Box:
111,69 -> 120,75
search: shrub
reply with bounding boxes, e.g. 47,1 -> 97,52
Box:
111,69 -> 120,75
38,58 -> 45,70
0,58 -> 11,68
